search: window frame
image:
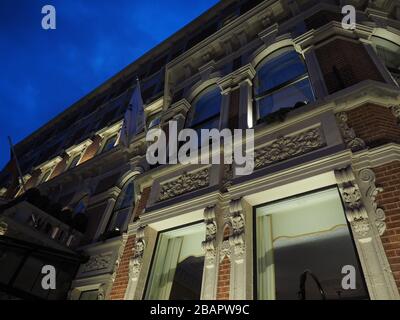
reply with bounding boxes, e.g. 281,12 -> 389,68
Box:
186,85 -> 222,131
143,220 -> 205,300
252,185 -> 369,300
253,46 -> 314,122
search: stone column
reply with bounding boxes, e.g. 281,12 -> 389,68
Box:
228,198 -> 247,300
201,206 -> 218,300
335,166 -> 400,300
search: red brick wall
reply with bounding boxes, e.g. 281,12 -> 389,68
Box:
50,155 -> 69,180
315,39 -> 384,94
373,161 -> 400,291
80,135 -> 102,164
109,235 -> 136,300
132,187 -> 151,221
217,256 -> 231,300
347,104 -> 400,148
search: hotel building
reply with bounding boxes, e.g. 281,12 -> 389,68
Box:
1,0 -> 400,300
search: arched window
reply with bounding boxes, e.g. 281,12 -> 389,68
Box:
372,36 -> 400,85
254,47 -> 314,122
187,86 -> 222,131
106,178 -> 135,236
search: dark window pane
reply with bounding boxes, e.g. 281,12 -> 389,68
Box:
258,78 -> 314,118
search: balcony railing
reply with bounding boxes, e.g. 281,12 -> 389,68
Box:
0,201 -> 83,250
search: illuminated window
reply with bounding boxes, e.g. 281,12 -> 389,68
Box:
255,188 -> 368,300
254,47 -> 314,122
145,223 -> 205,300
106,178 -> 135,235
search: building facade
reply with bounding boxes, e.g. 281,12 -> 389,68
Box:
1,0 -> 400,300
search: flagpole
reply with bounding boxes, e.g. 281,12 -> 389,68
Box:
8,136 -> 26,192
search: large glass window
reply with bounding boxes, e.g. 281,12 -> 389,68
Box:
106,178 -> 135,235
372,36 -> 400,85
145,223 -> 205,300
255,188 -> 368,300
188,86 -> 221,131
254,47 -> 314,122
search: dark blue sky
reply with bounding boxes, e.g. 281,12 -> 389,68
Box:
0,0 -> 219,170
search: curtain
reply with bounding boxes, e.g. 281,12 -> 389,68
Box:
147,235 -> 183,300
257,215 -> 276,300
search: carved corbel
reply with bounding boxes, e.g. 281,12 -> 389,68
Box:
129,226 -> 146,281
335,167 -> 371,242
358,168 -> 386,236
202,206 -> 217,265
336,112 -> 366,151
228,199 -> 246,259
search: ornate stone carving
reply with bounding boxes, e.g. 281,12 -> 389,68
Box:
359,168 -> 386,236
335,167 -> 371,240
228,199 -> 246,259
254,127 -> 325,170
336,112 -> 366,151
202,206 -> 217,265
219,240 -> 231,262
0,221 -> 8,236
129,227 -> 146,280
81,253 -> 113,273
159,168 -> 210,201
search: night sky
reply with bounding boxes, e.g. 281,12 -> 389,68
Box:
0,0 -> 219,170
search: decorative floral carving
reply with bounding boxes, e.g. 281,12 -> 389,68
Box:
159,169 -> 210,201
359,168 -> 386,236
335,167 -> 371,240
202,206 -> 217,265
220,240 -> 231,262
129,227 -> 146,280
227,199 -> 246,259
81,253 -> 113,273
336,112 -> 366,151
254,128 -> 325,169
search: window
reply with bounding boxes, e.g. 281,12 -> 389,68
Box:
101,135 -> 118,154
79,290 -> 98,300
188,86 -> 221,131
254,47 -> 314,122
145,223 -> 205,300
255,188 -> 368,300
67,154 -> 81,170
106,178 -> 135,235
372,36 -> 400,85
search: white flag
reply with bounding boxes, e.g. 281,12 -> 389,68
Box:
120,80 -> 145,148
